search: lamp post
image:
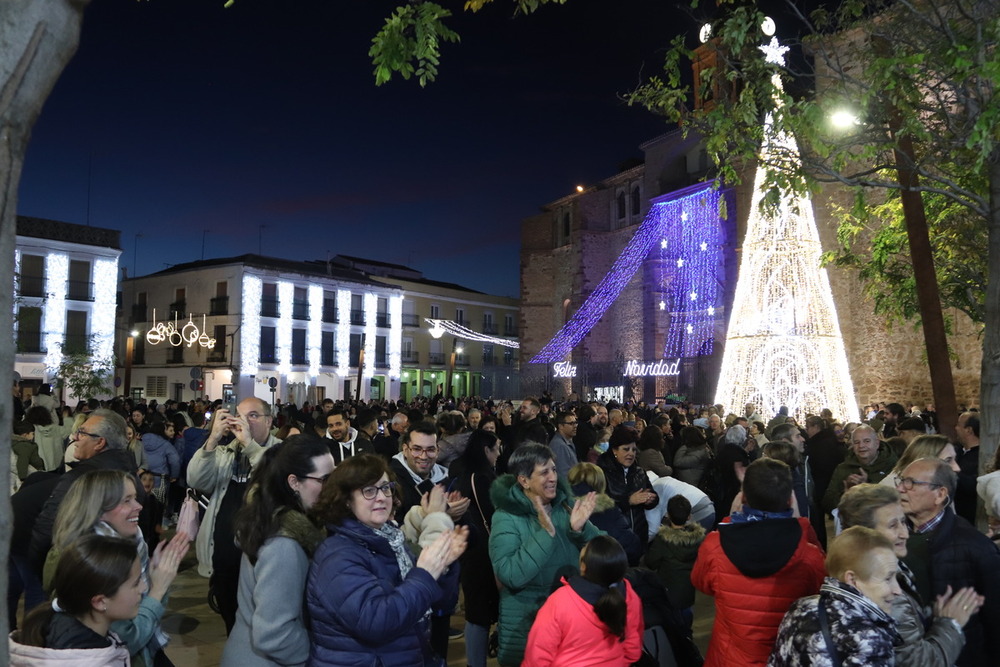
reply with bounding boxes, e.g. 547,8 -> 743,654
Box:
124,329 -> 139,398
447,341 -> 464,400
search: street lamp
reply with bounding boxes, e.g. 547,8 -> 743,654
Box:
124,329 -> 139,398
447,342 -> 464,399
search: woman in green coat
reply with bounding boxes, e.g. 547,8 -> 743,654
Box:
488,443 -> 602,666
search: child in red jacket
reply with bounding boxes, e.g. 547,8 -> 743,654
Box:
523,535 -> 644,666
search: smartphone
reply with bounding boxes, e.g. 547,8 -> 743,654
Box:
223,402 -> 237,415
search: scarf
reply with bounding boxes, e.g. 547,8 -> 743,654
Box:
373,522 -> 413,580
729,505 -> 795,523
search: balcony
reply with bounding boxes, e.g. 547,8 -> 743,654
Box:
455,354 -> 470,367
291,350 -> 307,365
17,275 -> 44,298
292,300 -> 310,321
321,352 -> 335,366
259,347 -> 277,364
482,355 -> 497,367
322,300 -> 338,323
375,313 -> 388,328
375,354 -> 389,369
401,350 -> 419,364
504,324 -> 519,337
261,297 -> 279,318
207,348 -> 227,363
66,280 -> 94,302
168,300 -> 187,317
402,313 -> 419,327
16,331 -> 44,354
482,323 -> 498,335
210,296 -> 229,316
168,347 -> 184,364
350,309 -> 366,325
428,352 -> 446,365
62,335 -> 89,355
131,304 -> 148,323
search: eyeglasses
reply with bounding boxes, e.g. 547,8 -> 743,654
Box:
894,475 -> 943,491
360,482 -> 396,499
407,445 -> 438,456
560,420 -> 578,426
75,429 -> 100,439
301,474 -> 331,484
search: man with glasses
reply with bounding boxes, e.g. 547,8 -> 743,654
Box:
188,396 -> 281,633
28,409 -> 137,574
897,458 -> 1000,666
548,412 -> 579,479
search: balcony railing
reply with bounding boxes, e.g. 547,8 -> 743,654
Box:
321,352 -> 335,366
292,300 -> 310,320
455,354 -> 470,367
482,323 -> 498,335
322,301 -> 338,323
168,300 -> 186,317
18,275 -> 44,298
66,280 -> 94,302
291,350 -> 307,365
428,352 -> 446,365
401,350 -> 419,364
210,296 -> 229,315
131,304 -> 148,323
482,355 -> 497,367
16,331 -> 44,354
350,309 -> 366,325
504,325 -> 519,337
63,335 -> 89,355
207,349 -> 227,363
261,297 -> 279,318
402,313 -> 419,327
375,354 -> 389,369
259,348 -> 277,364
375,313 -> 389,328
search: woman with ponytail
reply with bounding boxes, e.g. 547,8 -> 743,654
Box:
523,535 -> 644,666
11,534 -> 144,665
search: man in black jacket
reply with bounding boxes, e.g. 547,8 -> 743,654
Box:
899,458 -> 1000,667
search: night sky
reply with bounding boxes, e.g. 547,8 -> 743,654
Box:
18,0 -> 700,297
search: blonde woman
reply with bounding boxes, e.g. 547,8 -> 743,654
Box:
878,435 -> 960,488
47,469 -> 188,666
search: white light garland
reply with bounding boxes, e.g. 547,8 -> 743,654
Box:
308,285 -> 322,377
389,294 -> 403,379
363,292 -> 377,378
424,318 -> 520,349
241,275 -> 262,375
13,250 -> 20,317
715,34 -> 859,424
276,281 -> 293,373
43,253 -> 68,372
336,289 -> 351,370
91,258 -> 118,361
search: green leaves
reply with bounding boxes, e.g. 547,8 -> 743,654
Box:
369,2 -> 460,87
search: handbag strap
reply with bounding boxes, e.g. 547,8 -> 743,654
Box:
471,473 -> 490,535
817,599 -> 843,667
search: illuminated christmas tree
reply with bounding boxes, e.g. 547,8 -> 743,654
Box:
714,36 -> 859,423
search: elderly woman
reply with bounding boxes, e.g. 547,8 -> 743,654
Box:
837,484 -> 981,666
306,454 -> 466,667
596,426 -> 658,547
879,434 -> 961,489
489,444 -> 601,666
769,526 -> 902,666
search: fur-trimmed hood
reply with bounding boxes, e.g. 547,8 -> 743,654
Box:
656,522 -> 706,547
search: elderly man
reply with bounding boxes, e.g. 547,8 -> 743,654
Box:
822,424 -> 896,514
954,411 -> 980,524
28,408 -> 138,573
187,396 -> 281,633
898,458 -> 1000,667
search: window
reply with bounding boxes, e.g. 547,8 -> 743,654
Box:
18,255 -> 44,298
349,333 -> 362,367
293,286 -> 309,320
504,313 -> 516,336
429,339 -> 444,365
169,345 -> 184,364
376,297 -> 388,327
323,291 -> 338,323
504,348 -> 515,366
261,283 -> 278,317
132,292 -> 147,323
64,310 -> 88,354
617,191 -> 626,219
16,306 -> 42,353
321,331 -> 335,366
402,337 -> 416,363
455,307 -> 465,326
375,335 -> 388,368
430,304 -> 440,319
563,212 -> 571,238
483,312 -> 496,334
402,300 -> 417,326
631,184 -> 641,217
67,260 -> 92,301
211,282 -> 229,315
209,325 -> 227,362
350,294 -> 365,325
482,343 -> 495,366
291,329 -> 307,364
146,376 -> 167,397
260,326 -> 276,363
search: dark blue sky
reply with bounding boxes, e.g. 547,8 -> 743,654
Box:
19,0 -> 692,297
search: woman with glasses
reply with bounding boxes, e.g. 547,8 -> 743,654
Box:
837,484 -> 981,666
221,435 -> 333,667
307,454 -> 467,667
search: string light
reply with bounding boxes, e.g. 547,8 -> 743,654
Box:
13,250 -> 20,317
715,34 -> 858,424
240,275 -> 262,375
276,281 -> 293,373
43,253 -> 68,372
363,292 -> 377,378
336,289 -> 351,370
389,295 -> 403,379
91,258 -> 118,361
308,285 -> 323,377
425,318 -> 520,348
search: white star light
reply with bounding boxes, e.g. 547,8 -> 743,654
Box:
677,258 -> 685,268
686,324 -> 694,334
708,306 -> 716,316
690,292 -> 697,301
759,36 -> 789,66
661,239 -> 668,249
700,242 -> 708,251
681,211 -> 688,222
659,300 -> 666,311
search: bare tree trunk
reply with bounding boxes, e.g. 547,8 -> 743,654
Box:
0,0 -> 88,656
982,152 -> 1000,488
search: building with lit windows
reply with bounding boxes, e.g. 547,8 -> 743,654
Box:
14,216 -> 121,397
330,256 -> 520,401
118,255 -> 403,405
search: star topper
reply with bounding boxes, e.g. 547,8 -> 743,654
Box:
759,36 -> 789,66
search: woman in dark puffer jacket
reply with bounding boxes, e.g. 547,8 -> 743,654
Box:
596,426 -> 658,549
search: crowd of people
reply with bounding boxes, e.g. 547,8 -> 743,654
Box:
8,388 -> 1000,666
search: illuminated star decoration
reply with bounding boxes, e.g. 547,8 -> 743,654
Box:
530,182 -> 725,364
715,33 -> 859,425
759,36 -> 789,66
